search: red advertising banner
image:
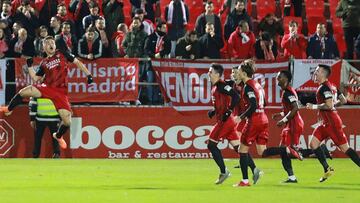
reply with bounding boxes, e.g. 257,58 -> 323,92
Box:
15,58 -> 139,102
340,60 -> 360,104
152,59 -> 289,111
1,106 -> 359,158
293,59 -> 342,92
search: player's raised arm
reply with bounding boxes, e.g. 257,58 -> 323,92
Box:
26,58 -> 42,82
335,89 -> 347,107
72,58 -> 93,84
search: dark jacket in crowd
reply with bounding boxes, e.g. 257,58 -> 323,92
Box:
224,9 -> 253,40
195,13 -> 222,38
55,33 -> 78,56
77,34 -> 103,60
198,33 -> 224,59
102,0 -> 125,39
8,36 -> 35,57
122,26 -> 148,58
307,33 -> 340,59
144,32 -> 171,58
175,36 -> 201,59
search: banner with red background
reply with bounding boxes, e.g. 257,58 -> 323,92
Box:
15,58 -> 139,102
1,106 -> 359,158
292,59 -> 342,92
152,59 -> 289,111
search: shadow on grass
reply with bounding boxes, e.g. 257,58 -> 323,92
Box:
274,184 -> 360,191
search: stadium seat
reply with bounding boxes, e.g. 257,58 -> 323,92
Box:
334,34 -> 346,58
307,16 -> 326,35
256,0 -> 276,20
331,17 -> 343,34
304,0 -> 324,17
283,16 -> 302,34
329,0 -> 340,18
188,7 -> 204,26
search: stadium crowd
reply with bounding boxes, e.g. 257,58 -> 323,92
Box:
0,0 -> 359,104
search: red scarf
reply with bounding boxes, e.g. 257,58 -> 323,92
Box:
155,33 -> 164,54
87,40 -> 93,53
62,33 -> 72,50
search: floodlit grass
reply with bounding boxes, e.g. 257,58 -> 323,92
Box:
0,159 -> 359,203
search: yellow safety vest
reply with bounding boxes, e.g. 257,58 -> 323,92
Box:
36,98 -> 59,117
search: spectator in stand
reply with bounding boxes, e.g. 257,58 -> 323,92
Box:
336,0 -> 360,59
224,0 -> 252,41
254,31 -> 278,60
49,16 -> 61,37
0,19 -> 11,41
307,23 -> 339,59
95,17 -> 111,57
78,26 -> 103,60
1,1 -> 17,30
8,28 -> 35,58
227,20 -> 255,60
69,0 -> 91,38
258,13 -> 284,40
55,21 -> 78,55
143,21 -> 170,105
0,28 -> 8,58
122,16 -> 147,58
165,0 -> 189,57
355,34 -> 360,59
111,23 -> 128,57
102,0 -> 125,40
198,22 -> 224,59
175,30 -> 201,60
195,1 -> 222,38
283,0 -> 302,17
281,20 -> 307,59
130,0 -> 161,23
219,0 -> 248,17
56,3 -> 76,33
10,21 -> 23,40
134,8 -> 154,36
34,25 -> 49,57
15,0 -> 39,39
144,21 -> 171,59
36,0 -> 59,28
82,1 -> 101,31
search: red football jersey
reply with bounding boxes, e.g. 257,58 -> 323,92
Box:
211,80 -> 234,121
316,81 -> 343,125
242,79 -> 268,123
36,50 -> 75,90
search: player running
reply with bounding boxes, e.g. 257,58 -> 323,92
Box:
207,63 -> 240,184
0,36 -> 93,149
306,64 -> 360,182
233,60 -> 302,187
271,70 -> 303,183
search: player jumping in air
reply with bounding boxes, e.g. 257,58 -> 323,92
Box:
0,36 -> 93,149
306,64 -> 360,182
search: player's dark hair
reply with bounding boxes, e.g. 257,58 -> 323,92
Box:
280,70 -> 292,82
318,64 -> 331,77
239,59 -> 255,77
210,63 -> 224,77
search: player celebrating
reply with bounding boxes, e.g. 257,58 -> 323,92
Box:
229,66 -> 262,184
1,36 -> 93,149
306,64 -> 360,182
207,63 -> 240,184
233,60 -> 302,187
271,70 -> 303,183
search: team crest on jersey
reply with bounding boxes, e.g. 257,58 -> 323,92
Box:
288,95 -> 297,102
224,85 -> 232,92
323,91 -> 333,99
45,58 -> 61,70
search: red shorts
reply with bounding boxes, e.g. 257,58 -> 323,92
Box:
280,121 -> 304,146
209,117 -> 239,142
35,85 -> 71,111
313,123 -> 348,146
236,119 -> 246,133
241,118 -> 269,146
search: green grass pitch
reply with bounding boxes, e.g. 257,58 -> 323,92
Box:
0,159 -> 359,203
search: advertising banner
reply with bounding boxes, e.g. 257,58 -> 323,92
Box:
152,59 -> 289,111
15,58 -> 139,102
2,106 -> 359,158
